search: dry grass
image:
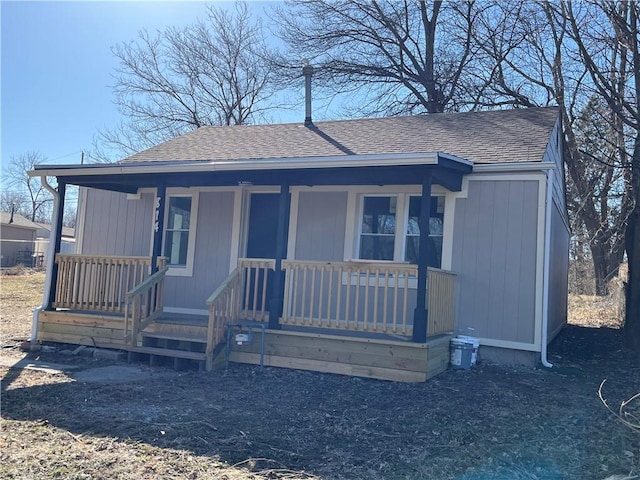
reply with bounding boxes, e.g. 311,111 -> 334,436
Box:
0,270 -> 45,347
1,272 -> 639,480
568,294 -> 624,329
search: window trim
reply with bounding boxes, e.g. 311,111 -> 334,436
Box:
162,190 -> 199,277
355,192 -> 444,265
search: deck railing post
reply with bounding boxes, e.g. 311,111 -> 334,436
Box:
413,173 -> 432,343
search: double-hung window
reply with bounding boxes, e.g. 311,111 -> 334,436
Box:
359,196 -> 397,261
162,193 -> 198,276
358,194 -> 444,267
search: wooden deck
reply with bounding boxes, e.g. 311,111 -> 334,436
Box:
40,255 -> 456,382
37,310 -> 451,382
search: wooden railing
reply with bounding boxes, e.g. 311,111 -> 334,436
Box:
237,258 -> 275,321
426,268 -> 456,336
53,254 -> 152,313
281,260 -> 418,335
204,258 -> 275,370
206,268 -> 241,370
124,258 -> 168,345
280,260 -> 456,337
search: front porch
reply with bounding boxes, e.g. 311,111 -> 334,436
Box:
37,254 -> 457,381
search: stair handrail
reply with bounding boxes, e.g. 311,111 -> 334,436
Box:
124,258 -> 168,346
205,267 -> 241,370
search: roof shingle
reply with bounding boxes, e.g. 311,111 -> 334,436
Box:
122,107 -> 560,165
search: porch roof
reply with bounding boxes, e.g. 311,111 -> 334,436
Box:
31,151 -> 472,194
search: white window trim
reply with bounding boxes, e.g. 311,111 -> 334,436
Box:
162,190 -> 199,277
354,192 -> 444,264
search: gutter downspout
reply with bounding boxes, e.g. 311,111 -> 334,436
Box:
30,177 -> 60,346
541,170 -> 554,368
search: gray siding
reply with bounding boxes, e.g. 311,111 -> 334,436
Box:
452,180 -> 539,344
294,191 -> 347,261
547,200 -> 569,341
164,191 -> 234,309
80,188 -> 153,256
541,118 -> 568,224
1,225 -> 36,267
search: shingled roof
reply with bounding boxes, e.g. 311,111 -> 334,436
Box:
121,107 -> 560,166
0,212 -> 40,230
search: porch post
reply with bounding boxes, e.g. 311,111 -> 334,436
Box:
46,180 -> 66,309
151,183 -> 166,273
269,179 -> 290,329
412,172 -> 432,343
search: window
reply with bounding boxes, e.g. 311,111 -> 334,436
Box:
162,193 -> 198,276
405,195 -> 444,267
358,194 -> 444,267
360,196 -> 396,261
165,197 -> 191,266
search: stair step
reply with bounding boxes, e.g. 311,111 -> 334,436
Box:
129,346 -> 207,361
141,331 -> 206,343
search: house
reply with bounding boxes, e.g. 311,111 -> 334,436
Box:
34,222 -> 76,261
0,212 -> 39,267
29,106 -> 569,381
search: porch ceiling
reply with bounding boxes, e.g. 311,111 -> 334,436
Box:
31,153 -> 472,194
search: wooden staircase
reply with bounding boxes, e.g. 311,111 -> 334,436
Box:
129,313 -> 215,370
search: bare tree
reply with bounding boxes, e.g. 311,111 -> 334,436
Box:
562,0 -> 640,357
272,0 -> 486,116
2,152 -> 52,222
466,0 -> 632,296
94,2 -> 278,161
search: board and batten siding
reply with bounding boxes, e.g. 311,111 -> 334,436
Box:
452,179 -> 539,345
163,191 -> 235,310
547,200 -> 569,342
294,191 -> 348,261
542,117 -> 568,225
80,189 -> 153,256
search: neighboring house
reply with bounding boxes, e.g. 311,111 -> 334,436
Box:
0,212 -> 39,267
34,223 -> 76,259
29,107 -> 569,381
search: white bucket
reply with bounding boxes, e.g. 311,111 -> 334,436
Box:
456,335 -> 479,365
450,338 -> 473,370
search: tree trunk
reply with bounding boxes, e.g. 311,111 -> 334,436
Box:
590,242 -> 610,296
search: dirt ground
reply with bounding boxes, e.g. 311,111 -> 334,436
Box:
1,272 -> 639,479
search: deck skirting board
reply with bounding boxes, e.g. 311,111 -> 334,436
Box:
228,330 -> 451,382
36,311 -> 451,382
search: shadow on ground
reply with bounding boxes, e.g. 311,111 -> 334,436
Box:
1,325 -> 638,479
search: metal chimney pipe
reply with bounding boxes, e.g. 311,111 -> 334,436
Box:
303,63 -> 314,126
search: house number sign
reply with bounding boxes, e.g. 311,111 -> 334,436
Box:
154,197 -> 161,233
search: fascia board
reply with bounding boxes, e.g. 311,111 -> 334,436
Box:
29,152 -> 451,178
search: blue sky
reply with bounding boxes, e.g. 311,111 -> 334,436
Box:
1,1 -> 291,171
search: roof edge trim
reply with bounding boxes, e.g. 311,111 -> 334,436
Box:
30,152 -> 472,178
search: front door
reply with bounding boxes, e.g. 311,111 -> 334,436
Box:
245,193 -> 281,311
246,193 -> 280,259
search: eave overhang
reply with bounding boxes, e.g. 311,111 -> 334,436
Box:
30,152 -> 474,193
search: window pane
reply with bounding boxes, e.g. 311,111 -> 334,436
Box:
164,231 -> 189,266
429,217 -> 444,236
405,236 -> 419,264
407,196 -> 444,234
405,196 -> 444,267
360,235 -> 395,261
167,197 -> 191,230
362,197 -> 395,234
